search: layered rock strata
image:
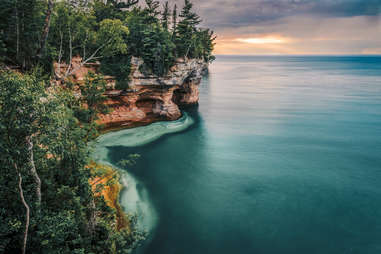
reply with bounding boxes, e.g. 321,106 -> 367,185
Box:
98,57 -> 207,130
55,56 -> 207,130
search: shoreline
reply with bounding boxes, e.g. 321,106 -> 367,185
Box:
91,112 -> 195,237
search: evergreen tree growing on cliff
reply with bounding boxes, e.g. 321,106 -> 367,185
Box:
161,1 -> 170,31
176,0 -> 202,58
199,28 -> 216,62
141,24 -> 176,76
144,0 -> 160,24
172,4 -> 178,36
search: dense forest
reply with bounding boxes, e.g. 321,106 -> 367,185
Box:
0,0 -> 215,85
0,0 -> 215,253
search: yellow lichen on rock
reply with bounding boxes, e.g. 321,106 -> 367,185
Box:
88,162 -> 130,231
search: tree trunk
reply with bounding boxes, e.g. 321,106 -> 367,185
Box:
15,165 -> 30,254
26,136 -> 41,208
87,197 -> 96,236
15,0 -> 19,60
36,0 -> 54,58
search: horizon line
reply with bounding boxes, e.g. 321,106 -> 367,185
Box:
214,54 -> 381,57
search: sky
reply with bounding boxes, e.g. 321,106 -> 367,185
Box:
162,0 -> 381,55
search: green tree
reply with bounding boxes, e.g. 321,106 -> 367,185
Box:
198,28 -> 216,62
126,7 -> 176,76
172,4 -> 178,38
161,1 -> 170,31
0,70 -> 145,253
50,2 -> 129,79
0,31 -> 7,61
0,71 -> 52,253
74,72 -> 109,141
175,0 -> 202,58
0,0 -> 46,69
141,25 -> 176,76
100,54 -> 132,90
93,0 -> 139,22
144,0 -> 160,24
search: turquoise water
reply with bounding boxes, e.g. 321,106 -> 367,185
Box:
96,56 -> 381,254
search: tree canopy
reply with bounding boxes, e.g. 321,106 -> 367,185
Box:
1,0 -> 216,79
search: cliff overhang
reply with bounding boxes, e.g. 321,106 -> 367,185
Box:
54,56 -> 208,130
98,57 -> 208,130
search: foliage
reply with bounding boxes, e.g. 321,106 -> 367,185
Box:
49,2 -> 129,78
100,53 -> 132,90
173,0 -> 216,61
161,1 -> 170,31
0,71 -> 143,253
0,32 -> 6,62
72,72 -> 109,141
141,25 -> 176,76
0,0 -> 46,69
172,4 -> 178,40
175,0 -> 201,57
1,0 -> 215,78
144,0 -> 161,24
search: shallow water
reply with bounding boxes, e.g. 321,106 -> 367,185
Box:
92,113 -> 194,232
97,55 -> 381,254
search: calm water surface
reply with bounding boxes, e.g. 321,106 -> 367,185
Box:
98,56 -> 381,254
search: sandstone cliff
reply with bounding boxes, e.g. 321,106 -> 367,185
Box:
55,56 -> 208,130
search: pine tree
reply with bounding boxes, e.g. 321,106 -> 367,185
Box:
176,0 -> 202,58
114,0 -> 139,9
172,4 -> 177,37
200,28 -> 216,62
161,1 -> 170,31
144,0 -> 160,24
179,0 -> 201,28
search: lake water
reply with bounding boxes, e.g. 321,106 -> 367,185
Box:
95,55 -> 381,254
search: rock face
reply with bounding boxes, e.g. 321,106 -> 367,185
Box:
97,57 -> 208,130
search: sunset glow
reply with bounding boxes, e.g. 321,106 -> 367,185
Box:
235,37 -> 288,44
193,0 -> 381,55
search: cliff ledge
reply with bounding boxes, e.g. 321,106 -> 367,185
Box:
99,57 -> 208,130
56,56 -> 208,130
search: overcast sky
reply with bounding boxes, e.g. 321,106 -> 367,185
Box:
159,0 -> 381,55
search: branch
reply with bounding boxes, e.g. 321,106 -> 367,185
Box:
63,37 -> 113,78
115,0 -> 139,9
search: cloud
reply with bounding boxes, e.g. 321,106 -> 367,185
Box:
214,15 -> 381,55
150,0 -> 381,55
187,0 -> 381,29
